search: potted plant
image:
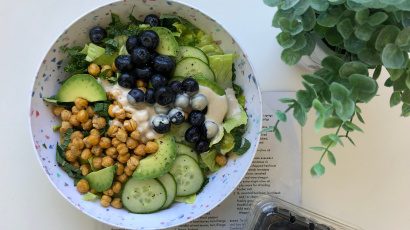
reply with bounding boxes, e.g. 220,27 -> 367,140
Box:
263,0 -> 410,176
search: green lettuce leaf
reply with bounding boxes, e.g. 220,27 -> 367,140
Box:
218,132 -> 235,155
175,194 -> 197,204
223,88 -> 248,133
210,125 -> 224,146
208,54 -> 236,89
200,149 -> 220,172
82,192 -> 99,201
81,43 -> 106,62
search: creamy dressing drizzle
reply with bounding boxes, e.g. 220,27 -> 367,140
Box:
198,86 -> 228,125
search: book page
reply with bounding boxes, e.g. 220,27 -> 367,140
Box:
174,91 -> 302,230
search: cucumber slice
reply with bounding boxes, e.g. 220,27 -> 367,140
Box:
84,165 -> 116,192
173,57 -> 215,81
169,155 -> 204,196
122,178 -> 167,214
132,135 -> 177,179
151,27 -> 179,56
176,143 -> 199,162
177,46 -> 209,64
157,173 -> 177,209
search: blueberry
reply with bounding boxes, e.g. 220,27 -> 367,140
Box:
195,139 -> 210,153
174,93 -> 190,110
153,55 -> 176,75
131,47 -> 151,66
168,108 -> 185,125
151,114 -> 171,134
89,26 -> 107,44
188,110 -> 205,126
185,126 -> 201,143
150,74 -> 167,89
144,14 -> 160,27
115,55 -> 133,72
145,88 -> 156,104
182,77 -> 199,95
202,120 -> 219,139
190,94 -> 208,111
126,35 -> 140,53
139,30 -> 159,50
155,87 -> 176,106
132,66 -> 153,81
118,73 -> 136,88
127,88 -> 145,105
169,80 -> 183,94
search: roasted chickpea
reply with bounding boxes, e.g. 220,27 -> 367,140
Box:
108,104 -> 116,118
215,154 -> 227,166
86,106 -> 94,117
60,110 -> 72,121
92,117 -> 106,129
111,198 -> 122,209
53,106 -> 65,116
144,141 -> 159,154
81,120 -> 93,131
65,150 -> 77,162
70,131 -> 84,140
116,143 -> 128,155
111,62 -> 118,72
102,156 -> 114,167
126,137 -> 138,150
80,148 -> 92,161
69,115 -> 80,127
111,137 -> 121,147
98,137 -> 111,149
91,145 -> 103,156
123,119 -> 137,133
124,166 -> 134,176
116,163 -> 124,176
71,161 -> 80,168
105,147 -> 117,158
115,128 -> 128,142
60,121 -> 72,133
100,195 -> 112,207
77,110 -> 89,123
107,125 -> 119,137
117,174 -> 128,183
71,105 -> 80,115
92,157 -> 103,170
126,112 -> 133,119
80,164 -> 90,176
72,137 -> 85,150
86,134 -> 100,146
75,98 -> 88,110
134,144 -> 146,157
87,63 -> 100,77
115,108 -> 126,120
103,189 -> 114,197
90,129 -> 100,136
101,65 -> 113,77
117,153 -> 130,164
130,130 -> 141,140
76,179 -> 90,194
127,156 -> 139,171
112,182 -> 122,194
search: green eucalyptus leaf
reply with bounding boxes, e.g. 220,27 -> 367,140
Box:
272,9 -> 295,28
379,0 -> 403,4
299,33 -> 316,55
346,0 -> 366,11
321,56 -> 344,73
329,0 -> 345,5
401,103 -> 410,117
275,110 -> 287,122
355,9 -> 369,25
348,74 -> 378,102
312,98 -> 325,113
402,90 -> 410,105
375,25 -> 400,51
317,6 -> 344,27
294,0 -> 311,15
315,115 -> 325,131
327,150 -> 336,165
356,110 -> 365,123
296,82 -> 316,109
278,18 -> 304,35
280,0 -> 301,10
395,28 -> 410,52
339,61 -> 369,78
314,24 -> 330,38
263,0 -> 281,7
310,0 -> 329,11
320,134 -> 339,147
344,121 -> 363,132
293,102 -> 307,126
325,28 -> 344,46
301,8 -> 316,31
274,128 -> 282,141
384,78 -> 393,87
390,91 -> 401,107
406,75 -> 410,90
280,98 -> 296,104
393,73 -> 407,92
347,136 -> 356,146
310,146 -> 326,151
330,82 -> 355,121
281,48 -> 302,65
357,48 -> 381,66
381,43 -> 406,69
368,12 -> 388,26
277,32 -> 296,49
354,24 -> 375,41
337,18 -> 354,39
344,35 -> 366,54
387,69 -> 405,81
324,117 -> 343,128
291,34 -> 307,51
401,11 -> 410,27
302,74 -> 328,88
373,65 -> 382,80
310,163 -> 325,176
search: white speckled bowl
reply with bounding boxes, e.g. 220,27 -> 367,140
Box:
29,0 -> 261,229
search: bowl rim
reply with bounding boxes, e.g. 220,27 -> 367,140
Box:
28,0 -> 263,228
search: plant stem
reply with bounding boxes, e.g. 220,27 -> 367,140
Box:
272,105 -> 294,131
319,123 -> 344,163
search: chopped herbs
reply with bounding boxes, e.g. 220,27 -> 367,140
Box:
60,45 -> 88,74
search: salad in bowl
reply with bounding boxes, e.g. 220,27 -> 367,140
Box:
30,1 -> 261,228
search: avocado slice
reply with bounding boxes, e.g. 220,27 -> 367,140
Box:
151,27 -> 179,57
84,165 -> 116,192
132,135 -> 177,179
56,74 -> 107,102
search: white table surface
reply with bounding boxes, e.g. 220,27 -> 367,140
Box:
2,0 -> 410,229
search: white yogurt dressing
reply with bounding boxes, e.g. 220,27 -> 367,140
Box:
225,88 -> 242,118
100,80 -> 162,142
198,86 -> 228,124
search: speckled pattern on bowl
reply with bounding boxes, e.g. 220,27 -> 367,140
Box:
29,0 -> 261,229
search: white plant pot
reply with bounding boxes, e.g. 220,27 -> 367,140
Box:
298,38 -> 334,72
